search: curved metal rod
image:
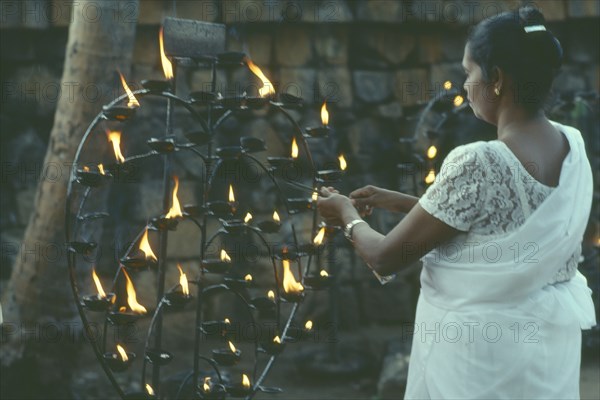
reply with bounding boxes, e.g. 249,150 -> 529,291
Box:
270,103 -> 316,172
141,296 -> 169,388
72,187 -> 92,239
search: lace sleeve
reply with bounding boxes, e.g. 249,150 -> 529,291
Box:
419,143 -> 487,232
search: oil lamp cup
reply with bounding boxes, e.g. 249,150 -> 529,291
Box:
266,157 -> 294,170
67,241 -> 97,255
240,136 -> 266,153
216,146 -> 243,159
201,259 -> 232,274
206,201 -> 234,218
82,293 -> 115,312
260,338 -> 286,355
211,348 -> 241,366
140,79 -> 171,93
303,273 -> 333,289
223,277 -> 253,291
124,391 -> 156,400
121,249 -> 157,270
278,93 -> 303,108
164,291 -> 193,308
201,320 -> 231,337
225,383 -> 252,398
256,220 -> 281,233
287,198 -> 313,214
218,95 -> 245,109
304,125 -> 331,138
285,325 -> 313,342
107,311 -> 142,326
250,297 -> 276,313
145,348 -> 173,366
221,219 -> 247,235
184,130 -> 212,146
190,90 -> 218,105
75,168 -> 110,187
103,351 -> 136,372
147,137 -> 176,153
150,216 -> 179,231
102,104 -> 136,122
316,169 -> 345,183
280,291 -> 305,303
105,161 -> 138,183
198,383 -> 227,400
246,96 -> 270,109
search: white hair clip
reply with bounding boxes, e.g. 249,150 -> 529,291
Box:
524,25 -> 546,33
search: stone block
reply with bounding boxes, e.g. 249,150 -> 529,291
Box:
418,34 -> 443,64
357,28 -> 416,66
50,0 -> 74,27
441,31 -> 466,62
314,26 -> 349,66
375,101 -> 404,119
227,30 -> 272,66
133,26 -> 160,66
318,67 -> 353,108
174,0 -> 219,22
536,0 -> 567,21
274,25 -> 313,67
138,0 -> 166,25
567,0 -> 600,18
393,69 -> 429,106
553,65 -> 588,94
222,0 -> 283,23
279,67 -> 317,104
430,63 -> 464,91
353,70 -> 394,104
354,0 -> 406,22
296,0 -> 354,23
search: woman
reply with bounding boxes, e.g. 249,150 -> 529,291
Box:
317,6 -> 596,399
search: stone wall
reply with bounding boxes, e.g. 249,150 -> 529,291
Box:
1,0 -> 599,326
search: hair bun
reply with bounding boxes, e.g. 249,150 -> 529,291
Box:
518,5 -> 546,27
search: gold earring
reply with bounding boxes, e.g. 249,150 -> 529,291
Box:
494,87 -> 501,96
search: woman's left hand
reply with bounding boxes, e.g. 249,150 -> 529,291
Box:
316,187 -> 355,226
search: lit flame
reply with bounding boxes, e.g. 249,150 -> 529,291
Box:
321,102 -> 329,126
443,80 -> 452,90
83,166 -> 90,172
146,384 -> 155,396
282,259 -> 304,294
267,290 -> 275,300
453,95 -> 464,107
228,341 -> 237,353
116,344 -> 128,362
320,270 -> 329,277
122,268 -> 147,314
220,249 -> 231,262
273,336 -> 281,344
291,137 -> 299,159
165,176 -> 183,219
203,377 -> 211,392
425,169 -> 436,184
246,58 -> 275,97
177,264 -> 189,296
228,184 -> 235,203
244,274 -> 253,282
118,72 -> 140,108
98,164 -> 105,175
107,130 -> 125,164
312,191 -> 318,201
242,374 -> 250,389
244,212 -> 253,223
313,227 -> 326,245
273,211 -> 280,223
139,227 -> 157,261
305,320 -> 313,331
92,267 -> 106,298
224,318 -> 231,324
338,154 -> 347,171
119,306 -> 126,312
427,145 -> 437,159
159,26 -> 174,80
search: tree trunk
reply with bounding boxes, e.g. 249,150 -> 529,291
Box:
1,1 -> 138,397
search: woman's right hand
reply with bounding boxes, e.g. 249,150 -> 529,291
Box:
349,185 -> 387,216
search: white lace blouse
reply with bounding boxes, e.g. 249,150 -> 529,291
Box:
419,140 -> 580,285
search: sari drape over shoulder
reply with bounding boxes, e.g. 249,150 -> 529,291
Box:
405,122 -> 595,399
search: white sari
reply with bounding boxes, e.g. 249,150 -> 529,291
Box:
405,122 -> 596,399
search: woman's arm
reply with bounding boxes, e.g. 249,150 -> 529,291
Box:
349,185 -> 419,214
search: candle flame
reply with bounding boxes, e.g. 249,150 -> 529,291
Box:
228,184 -> 235,203
244,212 -> 253,223
107,130 -> 125,164
159,26 -> 174,80
220,249 -> 231,262
453,95 -> 464,107
242,374 -> 250,389
139,227 -> 157,261
98,164 -> 105,175
425,169 -> 436,184
244,274 -> 253,282
119,306 -> 126,312
282,259 -> 304,294
427,145 -> 437,159
320,269 -> 329,277
321,102 -> 329,126
116,344 -> 128,362
122,268 -> 147,314
338,154 -> 347,171
228,341 -> 237,353
305,320 -> 313,330
313,226 -> 326,245
312,191 -> 318,201
165,176 -> 183,219
177,264 -> 189,296
92,267 -> 106,298
146,384 -> 154,396
83,166 -> 90,172
268,290 -> 275,300
272,210 -> 280,223
291,137 -> 298,159
443,80 -> 452,90
246,58 -> 275,97
118,72 -> 140,108
273,336 -> 281,344
203,377 -> 211,392
224,318 -> 231,324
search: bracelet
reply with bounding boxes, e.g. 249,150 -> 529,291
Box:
343,219 -> 367,243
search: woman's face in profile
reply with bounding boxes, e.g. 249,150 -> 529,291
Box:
462,44 -> 497,124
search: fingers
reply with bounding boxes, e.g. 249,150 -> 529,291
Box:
349,185 -> 375,199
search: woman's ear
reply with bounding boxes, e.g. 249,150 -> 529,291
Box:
492,66 -> 504,90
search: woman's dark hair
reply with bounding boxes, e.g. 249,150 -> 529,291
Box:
467,6 -> 563,113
